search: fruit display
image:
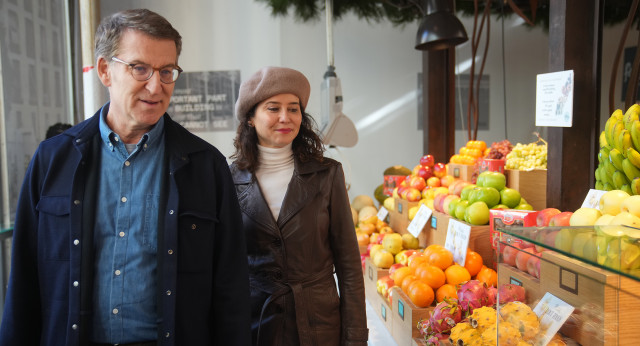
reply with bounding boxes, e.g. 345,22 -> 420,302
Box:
450,140 -> 488,165
504,133 -> 548,170
484,139 -> 513,160
596,104 -> 640,193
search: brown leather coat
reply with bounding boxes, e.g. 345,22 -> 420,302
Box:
230,158 -> 368,346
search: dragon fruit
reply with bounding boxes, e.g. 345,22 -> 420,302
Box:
416,318 -> 431,337
457,280 -> 490,313
428,298 -> 463,334
498,283 -> 526,304
425,333 -> 448,346
485,285 -> 498,307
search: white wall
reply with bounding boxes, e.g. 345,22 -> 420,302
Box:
100,1 -> 627,201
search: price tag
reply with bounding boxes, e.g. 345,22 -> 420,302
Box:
444,219 -> 471,266
532,293 -> 575,345
407,204 -> 432,238
582,189 -> 606,209
376,206 -> 389,222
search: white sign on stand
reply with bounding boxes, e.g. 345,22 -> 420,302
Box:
535,70 -> 574,127
532,293 -> 575,345
444,219 -> 472,266
407,204 -> 432,238
582,189 -> 607,209
376,206 -> 389,222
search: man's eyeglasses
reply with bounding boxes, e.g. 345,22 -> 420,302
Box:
111,57 -> 183,84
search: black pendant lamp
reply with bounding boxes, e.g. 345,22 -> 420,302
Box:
415,0 -> 468,51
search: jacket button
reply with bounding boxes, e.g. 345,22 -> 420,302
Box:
73,200 -> 81,205
168,249 -> 174,255
166,290 -> 172,296
191,224 -> 196,230
165,331 -> 171,338
73,239 -> 79,246
73,281 -> 79,287
72,324 -> 78,330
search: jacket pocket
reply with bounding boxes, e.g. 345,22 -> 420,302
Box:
36,196 -> 71,260
178,210 -> 217,272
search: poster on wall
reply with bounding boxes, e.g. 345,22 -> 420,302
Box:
167,70 -> 240,132
535,70 -> 574,127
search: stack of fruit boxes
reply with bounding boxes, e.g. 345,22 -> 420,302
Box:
363,257 -> 393,333
447,163 -> 475,182
505,169 -> 547,211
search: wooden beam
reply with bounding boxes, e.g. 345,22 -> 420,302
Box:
547,0 -> 603,210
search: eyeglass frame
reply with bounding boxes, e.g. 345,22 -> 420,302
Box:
110,56 -> 183,84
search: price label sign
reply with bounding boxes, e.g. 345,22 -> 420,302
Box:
535,70 -> 574,127
532,293 -> 575,345
582,189 -> 606,209
444,219 -> 471,266
376,206 -> 389,222
407,204 -> 432,238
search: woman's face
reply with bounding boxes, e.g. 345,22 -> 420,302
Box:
251,93 -> 302,148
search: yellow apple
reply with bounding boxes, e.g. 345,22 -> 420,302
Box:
401,233 -> 420,250
621,195 -> 640,218
382,233 -> 403,255
569,207 -> 602,226
599,190 -> 631,216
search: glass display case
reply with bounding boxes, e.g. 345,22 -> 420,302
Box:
492,224 -> 640,345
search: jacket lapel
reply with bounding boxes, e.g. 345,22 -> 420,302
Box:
232,167 -> 279,233
277,159 -> 327,227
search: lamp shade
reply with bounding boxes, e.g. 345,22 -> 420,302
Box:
415,0 -> 468,51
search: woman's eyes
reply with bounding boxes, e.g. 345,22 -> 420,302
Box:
267,107 -> 299,113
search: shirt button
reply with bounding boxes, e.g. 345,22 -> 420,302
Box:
73,281 -> 79,287
169,210 -> 174,215
72,324 -> 78,330
114,137 -> 119,142
191,224 -> 196,230
121,197 -> 127,203
144,144 -> 148,149
166,290 -> 172,296
119,231 -> 125,237
165,332 -> 171,338
115,270 -> 121,276
124,161 -> 131,166
168,249 -> 174,255
73,200 -> 81,205
73,239 -> 80,245
112,308 -> 119,315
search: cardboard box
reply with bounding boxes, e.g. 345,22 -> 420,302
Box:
489,209 -> 539,250
391,287 -> 432,346
505,169 -> 547,211
497,262 -> 544,303
447,163 -> 475,182
429,213 -> 494,269
363,256 -> 394,333
364,256 -> 389,298
389,197 -> 432,248
540,251 -> 640,345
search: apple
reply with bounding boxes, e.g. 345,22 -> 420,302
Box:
460,184 -> 477,200
599,190 -> 631,216
466,187 -> 481,204
549,211 -> 574,226
433,193 -> 448,213
609,211 -> 640,228
408,176 -> 427,191
526,254 -> 541,278
491,204 -> 509,210
447,197 -> 461,216
502,242 -> 522,267
582,234 -> 598,262
499,188 -> 522,209
515,247 -> 537,272
426,176 -> 441,188
420,154 -> 435,168
396,249 -> 419,265
464,201 -> 490,225
432,186 -> 450,198
382,233 -> 404,255
454,200 -> 469,220
621,195 -> 640,218
450,180 -> 471,196
415,166 -> 434,181
554,228 -> 575,253
443,195 -> 461,216
571,231 -> 594,257
477,171 -> 506,191
595,214 -> 615,225
569,207 -> 603,226
405,188 -> 422,202
388,263 -> 405,277
515,203 -> 534,210
542,230 -> 559,249
536,208 -> 561,227
473,186 -> 501,208
440,175 -> 456,188
402,234 -> 420,250
433,162 -> 447,178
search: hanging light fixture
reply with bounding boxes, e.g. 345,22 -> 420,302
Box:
415,0 -> 468,51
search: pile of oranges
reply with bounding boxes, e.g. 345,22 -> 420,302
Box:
389,244 -> 497,308
449,140 -> 490,165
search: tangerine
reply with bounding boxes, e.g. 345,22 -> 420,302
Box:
400,274 -> 419,294
391,266 -> 412,286
435,283 -> 458,302
476,266 -> 498,287
407,280 -> 435,308
417,264 -> 446,290
408,255 -> 429,273
464,250 -> 484,276
423,244 -> 444,258
427,247 -> 454,270
444,264 -> 471,287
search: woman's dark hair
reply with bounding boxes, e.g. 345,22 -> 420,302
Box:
231,106 -> 325,172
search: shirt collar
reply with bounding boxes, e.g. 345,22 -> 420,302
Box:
98,102 -> 165,153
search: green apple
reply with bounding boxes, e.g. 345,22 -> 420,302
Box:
599,189 -> 631,216
621,195 -> 640,218
448,198 -> 461,216
460,184 -> 477,200
555,228 -> 575,253
474,186 -> 501,208
464,201 -> 490,225
455,200 -> 469,220
500,188 -> 522,209
582,234 -> 598,262
569,207 -> 603,226
571,232 -> 594,257
467,187 -> 481,204
477,171 -> 506,191
515,203 -> 534,211
491,204 -> 510,210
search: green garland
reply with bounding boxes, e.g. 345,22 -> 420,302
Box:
255,0 -> 637,29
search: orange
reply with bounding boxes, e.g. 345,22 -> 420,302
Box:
427,247 -> 454,270
476,266 -> 498,287
400,274 -> 419,294
408,254 -> 428,274
435,283 -> 458,303
417,264 -> 446,290
423,244 -> 444,258
391,266 -> 412,287
464,250 -> 484,277
407,280 -> 435,308
444,264 -> 471,287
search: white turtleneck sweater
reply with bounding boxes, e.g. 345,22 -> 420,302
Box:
255,144 -> 295,220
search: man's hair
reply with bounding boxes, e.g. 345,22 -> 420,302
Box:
46,123 -> 72,139
94,8 -> 182,61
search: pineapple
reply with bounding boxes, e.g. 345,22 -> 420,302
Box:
499,301 -> 540,340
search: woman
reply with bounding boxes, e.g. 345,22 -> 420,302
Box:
230,66 -> 368,346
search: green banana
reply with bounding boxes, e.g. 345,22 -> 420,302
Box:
609,148 -> 625,171
605,115 -> 617,148
627,147 -> 640,169
604,182 -> 614,191
603,159 -> 617,180
631,120 -> 640,152
619,129 -> 633,154
595,165 -> 602,181
595,181 -> 604,191
611,120 -> 625,152
622,184 -> 633,195
600,147 -> 611,162
622,158 -> 640,182
613,170 -> 630,189
600,165 -> 611,185
599,131 -> 608,148
632,177 -> 640,195
625,104 -> 640,130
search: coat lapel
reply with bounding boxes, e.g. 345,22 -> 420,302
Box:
232,168 -> 279,233
277,159 -> 327,227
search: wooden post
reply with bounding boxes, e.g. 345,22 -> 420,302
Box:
547,0 -> 603,210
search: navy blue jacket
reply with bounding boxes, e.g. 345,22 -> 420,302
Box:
0,108 -> 251,345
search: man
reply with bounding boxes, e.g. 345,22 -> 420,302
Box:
0,9 -> 250,346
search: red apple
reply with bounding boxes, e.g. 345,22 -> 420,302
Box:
408,176 -> 427,191
426,176 -> 441,188
440,175 -> 456,188
526,253 -> 542,278
433,162 -> 447,178
502,242 -> 522,267
420,154 -> 435,168
388,263 -> 405,277
434,193 -> 450,213
515,247 -> 536,272
405,188 -> 422,202
442,195 -> 461,216
549,211 -> 573,226
450,180 -> 471,196
536,208 -> 561,227
415,166 -> 433,181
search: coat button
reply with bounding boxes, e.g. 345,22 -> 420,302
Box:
73,281 -> 79,287
74,200 -> 81,205
165,331 -> 171,338
191,224 -> 196,230
72,324 -> 78,330
166,290 -> 172,296
73,239 -> 79,245
168,249 -> 174,255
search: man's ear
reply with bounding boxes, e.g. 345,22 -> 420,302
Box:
96,57 -> 111,87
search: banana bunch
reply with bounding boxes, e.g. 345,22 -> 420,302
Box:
597,104 -> 640,194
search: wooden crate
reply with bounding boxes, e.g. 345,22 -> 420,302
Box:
367,281 -> 394,334
430,213 -> 495,269
447,163 -> 475,182
389,197 -> 431,247
497,263 -> 544,303
540,251 -> 640,345
505,169 -> 547,211
391,286 -> 433,346
364,256 -> 389,298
